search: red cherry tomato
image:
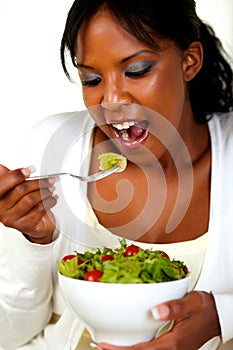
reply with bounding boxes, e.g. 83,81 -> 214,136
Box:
123,244 -> 140,257
62,254 -> 76,263
101,254 -> 114,262
84,269 -> 103,282
160,251 -> 170,260
62,254 -> 82,265
77,257 -> 83,265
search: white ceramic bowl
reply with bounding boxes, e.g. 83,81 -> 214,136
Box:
58,273 -> 190,346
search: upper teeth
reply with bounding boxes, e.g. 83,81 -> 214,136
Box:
112,121 -> 135,130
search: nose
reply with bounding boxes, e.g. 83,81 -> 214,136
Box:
101,76 -> 133,111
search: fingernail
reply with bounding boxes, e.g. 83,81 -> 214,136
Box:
157,304 -> 170,319
151,306 -> 160,320
151,305 -> 170,320
28,165 -> 36,173
49,186 -> 56,192
48,177 -> 59,184
20,165 -> 36,177
53,194 -> 59,201
90,343 -> 102,349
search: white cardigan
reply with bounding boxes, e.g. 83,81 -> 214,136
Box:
0,111 -> 233,350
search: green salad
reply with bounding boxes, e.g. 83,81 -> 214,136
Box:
57,240 -> 189,284
98,152 -> 127,172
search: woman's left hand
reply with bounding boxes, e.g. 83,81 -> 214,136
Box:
97,291 -> 220,350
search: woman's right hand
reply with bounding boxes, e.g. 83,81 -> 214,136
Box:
0,164 -> 58,244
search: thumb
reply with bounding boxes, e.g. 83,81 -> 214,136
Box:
151,291 -> 206,321
0,164 -> 10,175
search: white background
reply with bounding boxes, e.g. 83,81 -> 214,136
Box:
0,0 -> 232,167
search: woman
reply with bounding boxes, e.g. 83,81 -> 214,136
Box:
0,0 -> 233,349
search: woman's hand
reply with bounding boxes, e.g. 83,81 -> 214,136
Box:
0,164 -> 58,244
97,291 -> 221,350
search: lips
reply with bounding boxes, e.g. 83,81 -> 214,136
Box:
111,120 -> 149,149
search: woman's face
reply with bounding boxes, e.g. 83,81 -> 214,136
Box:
76,9 -> 198,164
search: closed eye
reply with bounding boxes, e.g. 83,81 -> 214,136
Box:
125,60 -> 155,79
79,72 -> 102,87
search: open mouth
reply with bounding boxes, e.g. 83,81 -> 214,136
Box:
111,120 -> 149,149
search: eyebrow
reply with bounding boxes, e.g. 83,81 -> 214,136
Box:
121,50 -> 156,63
76,49 -> 156,69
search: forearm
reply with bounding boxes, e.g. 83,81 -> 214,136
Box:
212,291 -> 233,344
0,225 -> 55,349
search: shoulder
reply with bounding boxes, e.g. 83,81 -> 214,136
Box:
31,110 -> 93,134
209,111 -> 233,129
21,110 -> 94,173
22,109 -> 94,152
217,111 -> 233,130
26,110 -> 94,147
208,112 -> 233,180
208,111 -> 233,145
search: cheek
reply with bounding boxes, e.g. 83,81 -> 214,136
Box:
141,72 -> 185,117
82,89 -> 100,108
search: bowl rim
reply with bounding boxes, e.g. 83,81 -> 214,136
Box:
58,271 -> 191,286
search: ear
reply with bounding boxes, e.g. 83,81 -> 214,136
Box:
182,41 -> 203,82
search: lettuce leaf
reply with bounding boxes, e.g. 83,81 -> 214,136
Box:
98,152 -> 127,172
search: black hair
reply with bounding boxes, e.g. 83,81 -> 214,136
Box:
60,0 -> 233,123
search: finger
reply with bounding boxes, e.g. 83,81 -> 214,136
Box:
1,178 -> 57,210
23,211 -> 57,244
0,166 -> 34,197
17,187 -> 56,213
0,164 -> 10,175
155,291 -> 208,321
1,187 -> 56,223
98,341 -> 157,350
8,195 -> 58,234
97,344 -> 128,350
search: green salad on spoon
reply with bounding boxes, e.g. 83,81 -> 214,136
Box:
98,152 -> 127,172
